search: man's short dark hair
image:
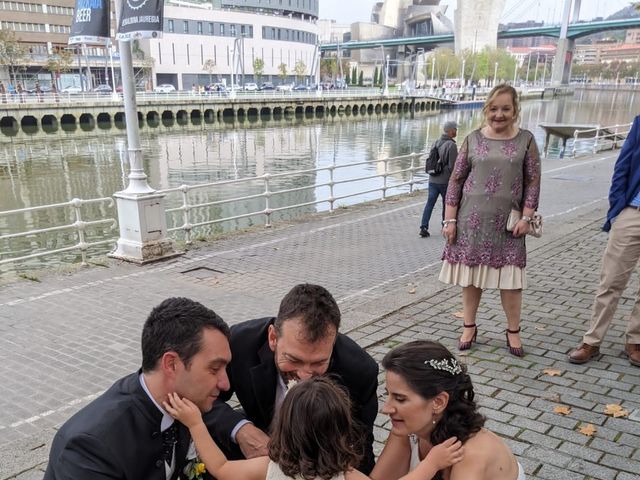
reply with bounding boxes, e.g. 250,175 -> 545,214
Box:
274,284 -> 340,343
141,297 -> 230,372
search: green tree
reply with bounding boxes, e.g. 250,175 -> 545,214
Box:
253,57 -> 265,84
373,66 -> 379,87
320,57 -> 337,81
203,58 -> 216,85
358,70 -> 364,86
46,48 -> 74,89
0,30 -> 27,84
351,66 -> 357,85
345,67 -> 351,85
294,60 -> 307,83
277,62 -> 288,83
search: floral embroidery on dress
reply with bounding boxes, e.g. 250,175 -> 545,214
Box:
467,208 -> 481,232
494,211 -> 507,232
510,175 -> 522,200
484,167 -> 503,198
463,172 -> 475,194
475,138 -> 489,158
502,141 -> 518,162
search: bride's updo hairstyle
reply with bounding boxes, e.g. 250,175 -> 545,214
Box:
382,340 -> 485,445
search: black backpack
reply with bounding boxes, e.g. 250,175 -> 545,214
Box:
424,138 -> 451,176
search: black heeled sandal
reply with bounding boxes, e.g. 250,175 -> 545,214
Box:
506,328 -> 524,357
458,324 -> 478,351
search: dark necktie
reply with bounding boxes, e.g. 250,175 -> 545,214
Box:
161,423 -> 178,467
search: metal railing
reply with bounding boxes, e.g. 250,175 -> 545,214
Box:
0,88 -> 423,106
158,152 -> 426,244
0,197 -> 117,267
571,122 -> 632,157
0,151 -> 428,268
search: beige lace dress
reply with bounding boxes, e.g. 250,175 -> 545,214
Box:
265,461 -> 345,480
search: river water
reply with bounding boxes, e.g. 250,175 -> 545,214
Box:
1,88 -> 638,271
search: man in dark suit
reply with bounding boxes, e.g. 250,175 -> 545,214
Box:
204,284 -> 379,474
44,298 -> 232,480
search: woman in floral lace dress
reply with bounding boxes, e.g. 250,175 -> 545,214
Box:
440,84 -> 541,357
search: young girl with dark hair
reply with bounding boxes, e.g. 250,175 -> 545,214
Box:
371,340 -> 525,480
165,376 -> 462,480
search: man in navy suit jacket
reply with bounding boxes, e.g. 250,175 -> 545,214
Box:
44,298 -> 232,480
569,115 -> 640,367
204,284 -> 379,474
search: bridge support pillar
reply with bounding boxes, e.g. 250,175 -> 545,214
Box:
551,37 -> 575,86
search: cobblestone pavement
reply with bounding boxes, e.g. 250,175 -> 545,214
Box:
1,150 -> 639,479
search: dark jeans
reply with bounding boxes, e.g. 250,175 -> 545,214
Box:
420,182 -> 448,231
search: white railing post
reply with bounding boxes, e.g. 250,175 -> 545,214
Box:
180,185 -> 193,245
593,128 -> 600,154
264,174 -> 272,227
328,164 -> 336,212
409,153 -> 416,193
572,130 -> 578,157
71,198 -> 88,266
613,124 -> 619,149
382,158 -> 388,200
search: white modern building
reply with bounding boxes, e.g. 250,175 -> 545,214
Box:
140,0 -> 320,90
454,0 -> 506,54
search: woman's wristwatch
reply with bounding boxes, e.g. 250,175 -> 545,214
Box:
520,215 -> 532,223
442,219 -> 457,227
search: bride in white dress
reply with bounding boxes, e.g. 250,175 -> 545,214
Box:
370,341 -> 526,480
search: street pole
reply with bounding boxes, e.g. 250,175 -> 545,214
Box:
109,38 -> 178,263
108,39 -> 118,100
460,58 -> 466,90
493,61 -> 498,87
534,52 -> 539,85
431,56 -> 435,91
525,53 -> 532,84
383,54 -> 389,96
513,61 -> 517,85
542,54 -> 547,86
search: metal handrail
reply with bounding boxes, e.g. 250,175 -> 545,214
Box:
156,151 -> 426,245
0,197 -> 117,266
571,122 -> 632,156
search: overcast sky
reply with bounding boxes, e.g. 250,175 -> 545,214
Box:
319,0 -> 635,24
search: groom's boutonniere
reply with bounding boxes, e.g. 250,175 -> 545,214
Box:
185,458 -> 206,480
184,440 -> 206,480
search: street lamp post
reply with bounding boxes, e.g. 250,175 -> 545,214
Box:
430,56 -> 435,91
460,58 -> 466,92
493,61 -> 498,87
513,61 -> 518,85
534,52 -> 540,86
383,54 -> 390,96
542,54 -> 548,86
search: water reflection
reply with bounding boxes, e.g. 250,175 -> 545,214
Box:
1,89 -> 639,270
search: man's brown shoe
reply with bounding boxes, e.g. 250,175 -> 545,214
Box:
568,343 -> 600,364
624,344 -> 640,367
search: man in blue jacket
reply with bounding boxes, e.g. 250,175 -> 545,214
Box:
569,115 -> 640,366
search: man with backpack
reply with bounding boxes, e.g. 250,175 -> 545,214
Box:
420,120 -> 458,237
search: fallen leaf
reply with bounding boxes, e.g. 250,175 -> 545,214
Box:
543,369 -> 562,377
452,311 -> 464,318
534,325 -> 547,331
408,286 -> 416,294
604,404 -> 630,418
578,423 -> 596,436
553,405 -> 572,416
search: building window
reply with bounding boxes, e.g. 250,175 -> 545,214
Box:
168,19 -> 174,33
208,22 -> 214,35
220,24 -> 225,36
183,20 -> 188,33
241,25 -> 245,36
197,22 -> 203,34
230,24 -> 236,36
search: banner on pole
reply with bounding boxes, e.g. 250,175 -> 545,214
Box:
68,0 -> 111,44
117,0 -> 164,40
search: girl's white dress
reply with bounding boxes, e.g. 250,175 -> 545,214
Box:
408,435 -> 525,479
266,460 -> 345,480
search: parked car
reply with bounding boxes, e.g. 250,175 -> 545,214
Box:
93,84 -> 113,94
292,84 -> 311,91
259,82 -> 275,91
276,83 -> 293,92
61,86 -> 82,94
26,85 -> 52,94
244,82 -> 258,91
153,84 -> 176,93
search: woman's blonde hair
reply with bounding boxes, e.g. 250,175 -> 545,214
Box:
481,84 -> 521,126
